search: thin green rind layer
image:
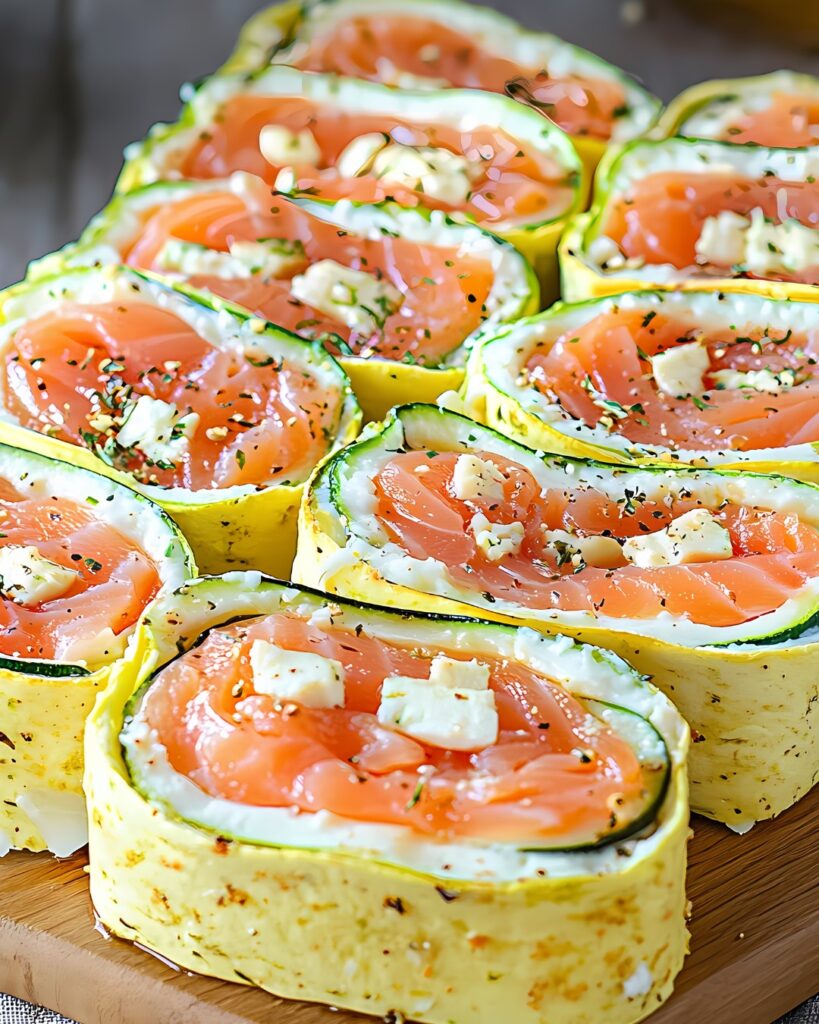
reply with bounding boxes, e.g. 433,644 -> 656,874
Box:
324,404 -> 819,648
121,572 -> 671,855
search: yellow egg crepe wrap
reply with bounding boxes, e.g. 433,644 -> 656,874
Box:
0,442 -> 193,855
85,573 -> 689,1024
295,404 -> 819,828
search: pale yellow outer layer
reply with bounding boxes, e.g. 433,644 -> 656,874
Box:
464,362 -> 819,485
0,665 -> 108,852
0,418 -> 357,580
559,212 -> 819,305
85,615 -> 689,1024
219,1 -> 303,73
294,504 -> 818,828
341,357 -> 465,423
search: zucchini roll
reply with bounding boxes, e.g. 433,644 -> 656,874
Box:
0,442 -> 192,854
225,0 -> 660,177
560,138 -> 819,303
118,66 -> 584,297
297,404 -> 819,828
465,289 -> 819,481
656,71 -> 819,148
0,266 -> 360,576
32,174 -> 538,421
86,574 -> 688,1024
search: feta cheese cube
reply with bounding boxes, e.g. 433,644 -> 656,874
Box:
544,528 -> 624,568
711,367 -> 796,394
451,454 -> 506,503
650,341 -> 710,398
259,125 -> 321,167
336,132 -> 390,178
371,143 -> 476,205
471,511 -> 524,562
428,654 -> 490,691
0,545 -> 78,606
249,640 -> 345,709
588,234 -> 626,269
289,259 -> 402,334
377,655 -> 497,751
696,206 -> 819,277
154,238 -> 304,280
116,395 -> 199,465
694,210 -> 749,268
623,509 -> 733,568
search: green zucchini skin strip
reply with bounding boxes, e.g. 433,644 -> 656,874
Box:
121,577 -> 671,856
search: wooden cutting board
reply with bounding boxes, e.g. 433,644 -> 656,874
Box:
1,788 -> 817,1024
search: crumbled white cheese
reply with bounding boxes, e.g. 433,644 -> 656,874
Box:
116,395 -> 199,464
623,509 -> 733,567
588,234 -> 625,269
695,206 -> 819,277
694,209 -> 749,268
336,133 -> 390,178
371,143 -> 476,206
471,512 -> 524,562
259,125 -> 321,167
650,342 -> 710,398
544,528 -> 624,568
289,259 -> 402,334
249,640 -> 345,709
154,238 -> 304,280
451,454 -> 506,503
377,655 -> 497,751
711,366 -> 797,394
0,545 -> 78,606
274,166 -> 297,193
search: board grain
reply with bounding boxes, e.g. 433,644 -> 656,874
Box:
1,788 -> 817,1024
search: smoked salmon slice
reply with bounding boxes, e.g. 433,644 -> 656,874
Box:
228,0 -> 660,147
466,290 -> 819,477
35,175 -> 536,369
568,138 -> 819,298
119,67 -> 583,236
122,578 -> 675,851
660,71 -> 819,148
0,266 -> 358,494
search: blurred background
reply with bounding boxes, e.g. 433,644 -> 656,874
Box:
0,0 -> 818,287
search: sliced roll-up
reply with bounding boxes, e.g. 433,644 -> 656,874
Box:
464,289 -> 819,481
0,441 -> 193,855
296,403 -> 819,828
224,0 -> 660,177
656,71 -> 819,148
117,66 -> 585,297
560,137 -> 819,303
31,174 -> 538,420
86,572 -> 689,1024
0,266 -> 360,576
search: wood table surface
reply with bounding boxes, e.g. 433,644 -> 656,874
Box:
1,787 -> 818,1024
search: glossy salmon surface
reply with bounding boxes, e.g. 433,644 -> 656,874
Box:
181,96 -> 575,228
700,92 -> 819,147
602,171 -> 819,284
3,300 -> 343,490
527,308 -> 819,452
289,13 -> 627,140
137,608 -> 656,846
373,450 -> 819,627
122,188 -> 495,364
0,478 -> 160,663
